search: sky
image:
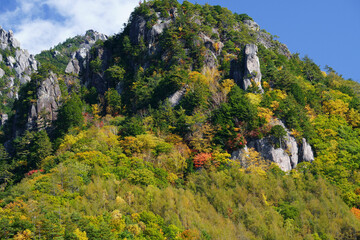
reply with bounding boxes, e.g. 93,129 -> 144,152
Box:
0,0 -> 359,81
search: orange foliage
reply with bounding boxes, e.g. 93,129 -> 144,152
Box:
193,153 -> 212,168
351,208 -> 360,220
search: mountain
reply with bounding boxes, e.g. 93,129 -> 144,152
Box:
0,26 -> 38,116
1,0 -> 360,239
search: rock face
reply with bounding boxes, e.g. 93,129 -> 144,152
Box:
0,26 -> 38,102
300,138 -> 314,162
230,44 -> 263,93
0,68 -> 4,78
243,20 -> 260,31
65,30 -> 108,75
130,13 -> 174,55
0,27 -> 20,50
256,31 -> 291,59
232,119 -> 315,171
168,86 -> 187,107
243,44 -> 263,93
26,72 -> 61,131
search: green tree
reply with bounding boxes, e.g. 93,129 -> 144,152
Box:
270,125 -> 287,148
55,93 -> 84,137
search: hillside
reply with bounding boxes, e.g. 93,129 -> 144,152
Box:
1,0 -> 360,239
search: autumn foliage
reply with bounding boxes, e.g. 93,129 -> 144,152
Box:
193,153 -> 212,168
351,208 -> 360,220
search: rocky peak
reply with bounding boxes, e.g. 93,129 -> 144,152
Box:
0,27 -> 38,110
65,30 -> 108,75
0,26 -> 20,50
83,30 -> 108,48
129,10 -> 175,55
243,20 -> 260,31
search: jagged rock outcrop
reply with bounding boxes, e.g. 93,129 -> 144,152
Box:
232,119 -> 314,171
0,27 -> 20,50
243,44 -> 263,93
241,20 -> 291,59
0,26 -> 38,103
243,20 -> 260,31
65,30 -> 107,75
26,72 -> 61,131
130,10 -> 176,55
199,33 -> 223,69
230,44 -> 263,93
256,31 -> 291,59
300,138 -> 314,162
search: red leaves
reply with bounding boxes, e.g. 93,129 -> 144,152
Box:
193,153 -> 212,168
25,169 -> 44,177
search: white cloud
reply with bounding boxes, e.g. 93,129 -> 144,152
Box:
0,0 -> 139,54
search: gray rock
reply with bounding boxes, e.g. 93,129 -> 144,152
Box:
0,113 -> 8,126
300,138 -> 314,163
84,30 -> 108,45
204,50 -> 217,69
0,68 -> 4,78
26,72 -> 61,130
232,119 -> 304,171
65,59 -> 80,74
65,31 -> 107,75
231,146 -> 249,167
6,56 -> 16,67
0,27 -> 21,50
15,49 -> 31,75
257,31 -> 291,59
150,19 -> 171,42
247,138 -> 292,171
20,75 -> 31,84
130,15 -> 147,45
168,86 -> 187,107
243,20 -> 260,31
243,44 -> 263,93
52,50 -> 61,57
0,54 -> 2,62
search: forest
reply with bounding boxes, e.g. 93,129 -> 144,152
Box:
1,0 -> 360,239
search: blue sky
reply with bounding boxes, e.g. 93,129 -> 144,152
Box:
180,0 -> 360,81
0,0 -> 359,81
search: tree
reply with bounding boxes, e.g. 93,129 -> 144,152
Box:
105,65 -> 125,88
270,125 -> 287,148
55,93 -> 84,137
104,89 -> 122,116
29,131 -> 53,169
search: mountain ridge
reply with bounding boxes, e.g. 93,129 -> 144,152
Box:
1,0 -> 360,239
